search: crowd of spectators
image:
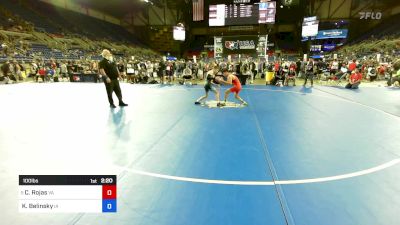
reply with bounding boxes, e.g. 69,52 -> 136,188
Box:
1,53 -> 400,89
0,1 -> 399,88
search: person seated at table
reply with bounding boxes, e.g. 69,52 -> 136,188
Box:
0,64 -> 11,84
366,64 -> 378,82
272,65 -> 285,86
345,68 -> 362,89
331,63 -> 348,81
47,67 -> 55,82
377,64 -> 386,79
117,61 -> 126,82
37,66 -> 47,82
284,67 -> 296,86
330,59 -> 339,76
138,65 -> 148,83
180,65 -> 193,85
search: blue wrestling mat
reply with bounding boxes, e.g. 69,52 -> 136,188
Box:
1,83 -> 399,225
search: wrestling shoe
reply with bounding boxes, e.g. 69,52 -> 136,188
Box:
110,104 -> 117,108
194,101 -> 201,105
119,102 -> 128,107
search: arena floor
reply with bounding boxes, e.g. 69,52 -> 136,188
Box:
1,83 -> 400,225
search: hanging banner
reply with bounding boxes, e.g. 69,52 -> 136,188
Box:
257,35 -> 268,59
214,36 -> 223,58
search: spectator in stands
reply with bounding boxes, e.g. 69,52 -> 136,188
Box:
348,59 -> 357,73
285,67 -> 296,86
345,68 -> 362,89
336,62 -> 349,80
174,60 -> 183,79
197,60 -> 205,80
50,59 -> 57,74
181,65 -> 193,85
0,61 -> 11,84
272,65 -> 285,86
0,71 -> 10,84
377,64 -> 387,79
387,60 -> 400,87
315,59 -> 326,76
366,64 -> 378,82
1,60 -> 12,79
13,60 -> 23,81
117,61 -> 126,82
242,63 -> 252,85
67,61 -> 75,82
251,60 -> 258,82
46,66 -> 54,82
99,49 -> 127,108
91,61 -> 99,74
126,61 -> 134,83
1,43 -> 8,56
37,64 -> 47,82
192,62 -> 199,79
274,61 -> 280,73
330,59 -> 339,76
146,61 -> 154,79
60,61 -> 68,81
296,59 -> 302,77
138,64 -> 148,83
165,61 -> 174,84
29,61 -> 38,79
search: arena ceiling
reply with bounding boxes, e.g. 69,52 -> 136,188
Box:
62,0 -> 400,20
70,0 -> 186,18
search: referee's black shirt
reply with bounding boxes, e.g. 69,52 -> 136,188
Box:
99,58 -> 119,80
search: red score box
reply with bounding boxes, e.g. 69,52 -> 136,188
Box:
102,185 -> 117,199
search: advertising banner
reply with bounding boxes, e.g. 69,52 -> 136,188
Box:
316,29 -> 348,39
222,36 -> 258,56
322,44 -> 336,51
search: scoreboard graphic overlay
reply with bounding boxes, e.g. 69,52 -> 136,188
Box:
19,175 -> 117,213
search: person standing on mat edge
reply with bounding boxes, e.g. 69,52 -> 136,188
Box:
303,58 -> 315,87
99,49 -> 128,108
217,68 -> 248,106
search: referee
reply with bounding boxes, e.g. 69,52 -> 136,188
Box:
99,49 -> 128,108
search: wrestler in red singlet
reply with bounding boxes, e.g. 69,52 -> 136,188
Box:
229,75 -> 242,94
218,69 -> 248,106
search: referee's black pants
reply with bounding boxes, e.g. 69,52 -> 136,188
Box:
105,79 -> 123,106
304,72 -> 314,86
